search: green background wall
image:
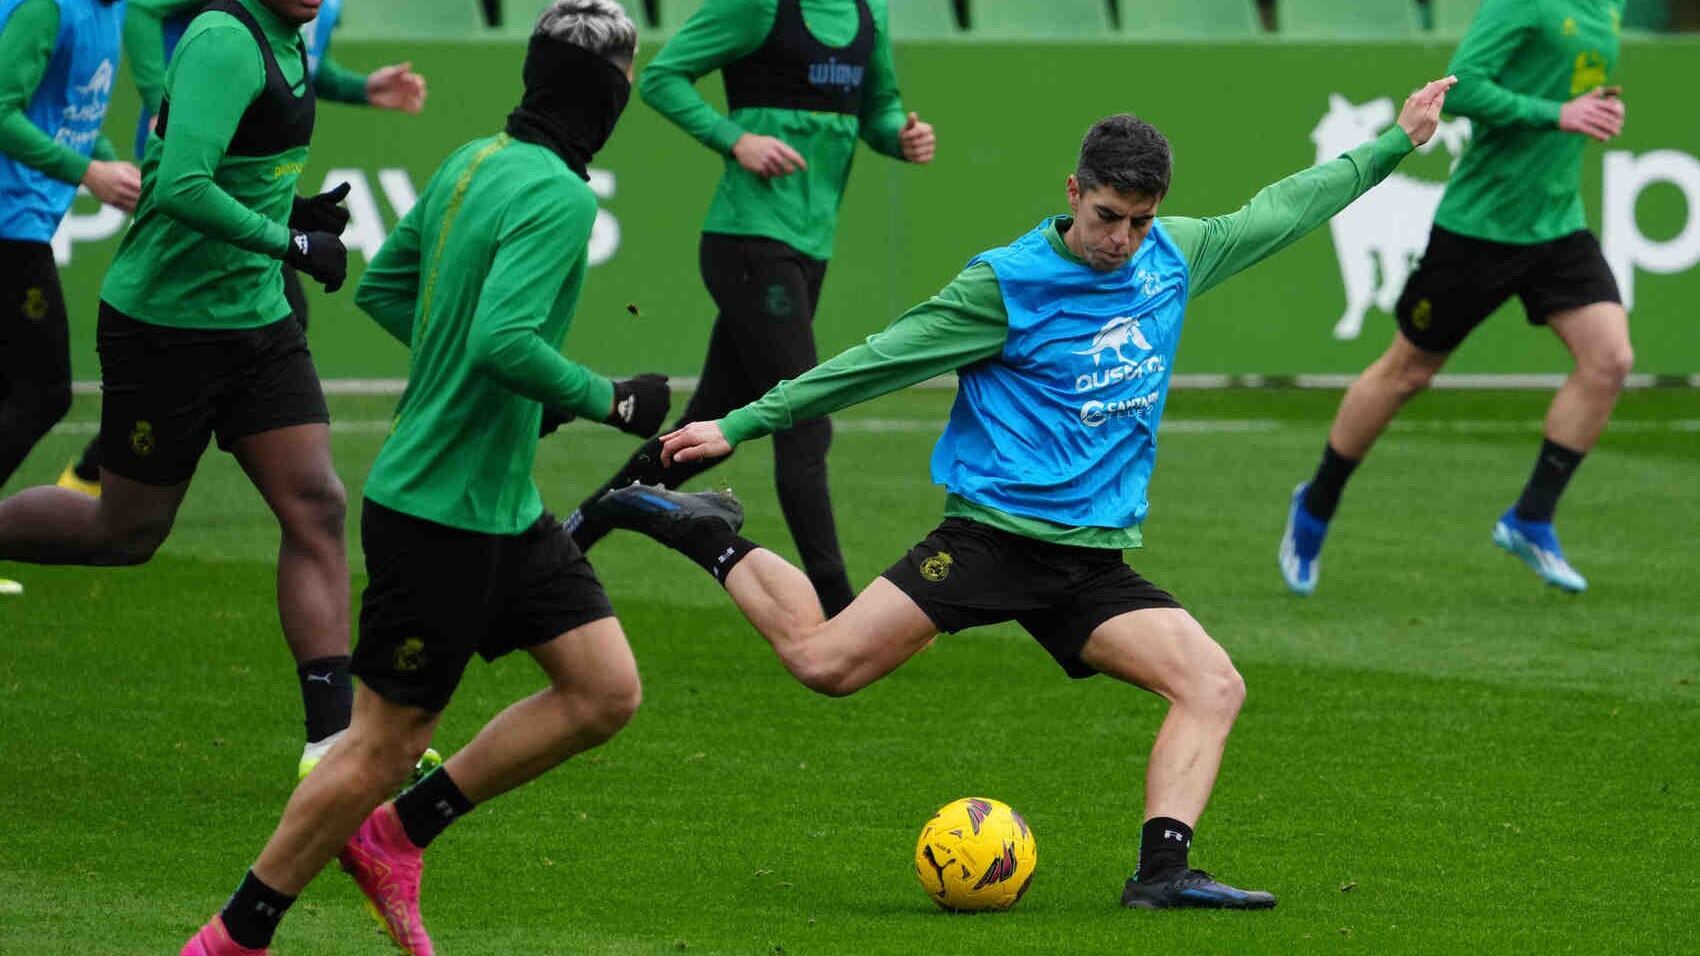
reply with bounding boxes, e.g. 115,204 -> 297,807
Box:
52,38 -> 1700,377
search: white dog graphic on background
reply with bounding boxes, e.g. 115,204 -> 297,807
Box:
1314,94 -> 1471,340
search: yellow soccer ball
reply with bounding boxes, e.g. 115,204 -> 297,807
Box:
914,797 -> 1037,912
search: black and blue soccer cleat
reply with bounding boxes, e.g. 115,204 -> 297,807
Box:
593,482 -> 744,547
1121,869 -> 1277,910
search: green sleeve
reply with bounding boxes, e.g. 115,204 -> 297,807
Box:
466,184 -> 615,420
353,201 -> 424,346
1444,0 -> 1564,128
637,0 -> 773,156
1163,125 -> 1414,299
151,24 -> 291,257
0,0 -> 92,185
721,263 -> 1009,444
857,0 -> 907,159
123,0 -> 204,113
313,54 -> 370,105
92,136 -> 116,161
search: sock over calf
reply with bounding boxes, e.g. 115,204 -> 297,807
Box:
1302,443 -> 1360,521
394,767 -> 476,849
1514,438 -> 1586,523
296,655 -> 353,744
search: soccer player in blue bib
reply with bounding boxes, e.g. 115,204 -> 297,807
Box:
0,0 -> 137,594
602,76 -> 1458,909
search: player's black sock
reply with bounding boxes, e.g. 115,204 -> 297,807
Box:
1136,817 -> 1193,881
73,437 -> 101,482
1513,438 -> 1586,523
1302,443 -> 1360,521
220,870 -> 295,949
394,767 -> 476,849
676,527 -> 760,585
296,655 -> 353,744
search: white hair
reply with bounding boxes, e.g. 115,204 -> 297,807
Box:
534,0 -> 638,64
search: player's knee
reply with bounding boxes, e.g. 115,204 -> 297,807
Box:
283,471 -> 348,543
792,648 -> 860,698
1205,664 -> 1247,721
583,678 -> 643,740
1582,344 -> 1634,394
1390,361 -> 1437,398
94,513 -> 173,566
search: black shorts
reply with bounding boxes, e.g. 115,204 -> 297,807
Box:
353,500 -> 617,712
882,517 -> 1184,679
1395,226 -> 1622,353
96,302 -> 329,485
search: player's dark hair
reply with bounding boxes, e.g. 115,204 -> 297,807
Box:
1076,114 -> 1172,198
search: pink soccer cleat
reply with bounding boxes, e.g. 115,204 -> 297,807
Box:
180,916 -> 268,955
339,803 -> 434,956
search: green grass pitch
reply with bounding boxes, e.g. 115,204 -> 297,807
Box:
2,387 -> 1696,954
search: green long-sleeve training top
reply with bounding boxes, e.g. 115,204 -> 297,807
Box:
0,0 -> 116,187
123,0 -> 368,112
718,126 -> 1416,549
1435,0 -> 1622,245
101,0 -> 307,329
356,133 -> 616,535
642,0 -> 908,260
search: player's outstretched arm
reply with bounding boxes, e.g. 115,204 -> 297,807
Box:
663,264 -> 1012,465
1167,76 -> 1455,300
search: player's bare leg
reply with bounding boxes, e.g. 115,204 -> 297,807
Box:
723,556 -> 938,696
0,468 -> 185,565
232,424 -> 349,663
1281,331 -> 1449,594
1078,608 -> 1272,908
1494,302 -> 1632,593
439,617 -> 641,801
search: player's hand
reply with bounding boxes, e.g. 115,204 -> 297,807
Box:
899,112 -> 936,164
83,160 -> 141,212
539,406 -> 576,437
605,373 -> 671,437
1559,86 -> 1625,143
732,133 -> 807,179
367,62 -> 427,114
290,182 -> 352,235
660,420 -> 732,466
284,230 -> 349,293
1395,75 -> 1458,147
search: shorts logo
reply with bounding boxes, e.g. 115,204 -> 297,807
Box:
129,420 -> 155,457
764,283 -> 792,317
22,287 -> 48,321
394,637 -> 427,673
1411,298 -> 1433,331
919,551 -> 953,582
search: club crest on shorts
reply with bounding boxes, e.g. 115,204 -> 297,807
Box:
22,288 -> 48,321
920,551 -> 953,582
1411,298 -> 1433,331
129,420 -> 155,457
394,637 -> 427,673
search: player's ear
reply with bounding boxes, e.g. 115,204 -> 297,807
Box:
1066,175 -> 1082,213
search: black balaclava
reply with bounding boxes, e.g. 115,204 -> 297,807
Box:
504,32 -> 632,181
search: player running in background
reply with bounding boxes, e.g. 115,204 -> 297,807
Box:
601,77 -> 1457,911
181,3 -> 668,953
564,0 -> 936,616
53,0 -> 427,496
0,0 -> 360,775
1280,0 -> 1630,595
0,0 -> 138,595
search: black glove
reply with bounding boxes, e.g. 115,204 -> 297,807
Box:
289,182 -> 351,235
604,373 -> 670,437
284,229 -> 348,293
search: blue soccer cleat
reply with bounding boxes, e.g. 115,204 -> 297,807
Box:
1278,483 -> 1328,596
1121,869 -> 1277,910
595,482 -> 744,549
1493,508 -> 1587,593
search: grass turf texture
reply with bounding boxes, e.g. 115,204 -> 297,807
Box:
2,388 -> 1696,954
